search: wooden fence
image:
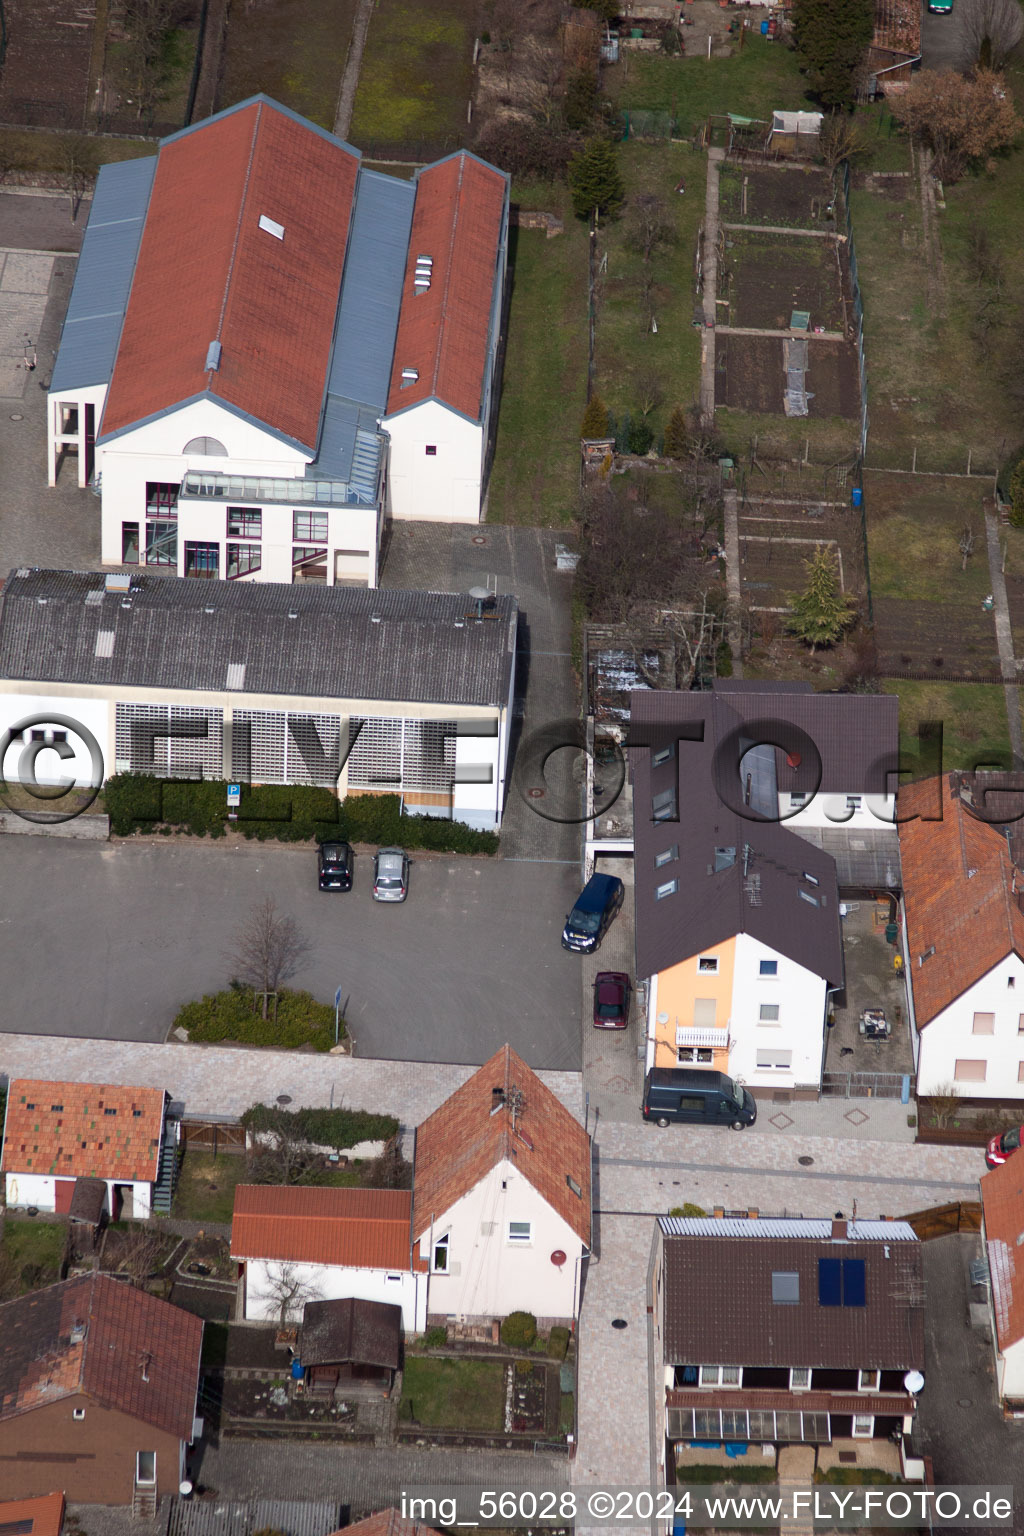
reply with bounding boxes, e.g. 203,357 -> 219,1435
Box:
900,1201 -> 982,1240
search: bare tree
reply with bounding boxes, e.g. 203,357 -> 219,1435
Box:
634,369 -> 664,420
364,1135 -> 413,1190
626,193 -> 674,264
114,1222 -> 167,1289
259,1261 -> 323,1329
245,1113 -> 313,1185
957,0 -> 1024,71
818,112 -> 870,173
227,898 -> 310,1020
122,0 -> 177,124
56,137 -> 98,224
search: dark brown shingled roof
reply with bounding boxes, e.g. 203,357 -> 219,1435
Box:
0,1273 -> 202,1440
300,1297 -> 401,1369
661,1231 -> 924,1371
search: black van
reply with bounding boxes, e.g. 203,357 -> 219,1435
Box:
561,872 -> 625,954
642,1068 -> 757,1129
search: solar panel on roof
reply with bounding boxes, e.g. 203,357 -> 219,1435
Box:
843,1257 -> 866,1307
818,1257 -> 841,1306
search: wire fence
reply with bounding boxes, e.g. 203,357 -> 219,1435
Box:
839,160 -> 869,462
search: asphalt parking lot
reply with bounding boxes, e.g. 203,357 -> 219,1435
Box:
920,0 -> 966,70
0,836 -> 583,1068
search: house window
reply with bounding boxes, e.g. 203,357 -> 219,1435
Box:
955,1058 -> 987,1082
145,482 -> 179,514
655,879 -> 678,900
1019,1063 -> 1024,1082
789,792 -> 808,808
721,1365 -> 741,1386
122,522 -> 139,564
432,1233 -> 450,1273
759,1003 -> 780,1023
790,1367 -> 811,1389
852,1415 -> 874,1438
772,1271 -> 799,1305
508,1221 -> 532,1243
655,846 -> 678,868
652,743 -> 675,767
386,1274 -> 401,1283
425,445 -> 437,456
1010,977 -> 1017,989
185,541 -> 220,578
145,520 -> 177,566
858,1369 -> 880,1391
698,956 -> 719,974
699,1365 -> 721,1386
677,1046 -> 714,1064
972,1012 -> 995,1035
293,510 -> 328,543
292,546 -> 327,582
760,960 -> 778,977
694,998 -> 717,1027
799,888 -> 820,907
846,795 -> 862,812
227,507 -> 261,538
1018,1015 -> 1024,1033
756,1048 -> 792,1070
227,542 -> 261,579
103,1107 -> 117,1117
73,1407 -> 86,1420
652,786 -> 677,822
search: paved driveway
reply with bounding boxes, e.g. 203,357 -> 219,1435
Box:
920,0 -> 967,70
0,836 -> 582,1067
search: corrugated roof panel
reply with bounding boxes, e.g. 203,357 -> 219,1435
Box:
658,1217 -> 918,1241
49,155 -> 157,394
327,169 -> 416,413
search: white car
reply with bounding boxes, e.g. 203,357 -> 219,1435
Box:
372,847 -> 409,903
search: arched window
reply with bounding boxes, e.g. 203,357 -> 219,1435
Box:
182,436 -> 227,456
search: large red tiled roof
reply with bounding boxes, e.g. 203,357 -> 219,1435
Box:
2,1079 -> 166,1183
0,1493 -> 65,1536
231,1185 -> 426,1270
982,1156 -> 1024,1350
0,1273 -> 201,1440
385,152 -> 506,422
101,98 -> 359,449
412,1045 -> 591,1247
330,1514 -> 439,1536
898,776 -> 1024,1025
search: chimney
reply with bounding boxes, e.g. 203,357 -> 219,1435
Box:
831,1218 -> 848,1241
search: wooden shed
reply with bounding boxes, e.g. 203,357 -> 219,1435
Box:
298,1298 -> 402,1395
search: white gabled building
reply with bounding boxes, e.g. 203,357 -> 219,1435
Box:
47,97 -> 509,584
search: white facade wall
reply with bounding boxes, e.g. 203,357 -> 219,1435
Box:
0,692 -> 111,787
48,384 -> 109,489
730,933 -> 829,1092
415,1158 -> 588,1323
241,1257 -> 427,1332
96,400 -> 378,586
4,1169 -> 152,1217
383,400 -> 483,524
779,789 -> 896,831
913,953 -> 1024,1098
996,1333 -> 1024,1401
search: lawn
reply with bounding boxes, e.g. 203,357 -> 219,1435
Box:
172,1151 -> 246,1226
217,0 -> 358,129
2,1218 -> 67,1292
717,412 -> 859,466
605,36 -> 812,139
865,473 -> 992,605
400,1357 -> 506,1431
886,682 -> 1012,774
593,140 -> 705,439
348,0 -> 476,158
486,220 -> 589,527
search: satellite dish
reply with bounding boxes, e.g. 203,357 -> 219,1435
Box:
551,1249 -> 567,1268
903,1370 -> 925,1395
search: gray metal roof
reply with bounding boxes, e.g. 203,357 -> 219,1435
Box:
0,568 -> 517,708
168,1500 -> 342,1536
659,1217 -> 918,1241
791,825 -> 902,890
49,155 -> 156,394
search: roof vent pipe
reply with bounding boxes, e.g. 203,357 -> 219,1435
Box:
205,340 -> 222,372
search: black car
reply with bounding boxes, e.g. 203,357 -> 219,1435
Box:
561,873 -> 625,954
318,841 -> 353,891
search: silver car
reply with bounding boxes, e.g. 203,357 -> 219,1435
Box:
372,846 -> 409,902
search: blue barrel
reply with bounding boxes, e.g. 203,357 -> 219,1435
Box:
760,18 -> 769,33
851,487 -> 863,508
291,1357 -> 304,1380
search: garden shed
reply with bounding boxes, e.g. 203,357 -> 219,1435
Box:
299,1297 -> 402,1394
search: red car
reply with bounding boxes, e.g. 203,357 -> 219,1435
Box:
986,1126 -> 1023,1169
593,971 -> 630,1029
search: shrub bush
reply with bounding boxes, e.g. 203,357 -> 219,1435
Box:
668,1203 -> 708,1217
174,987 -> 337,1052
241,1102 -> 398,1148
423,1325 -> 448,1348
501,1311 -> 538,1350
547,1325 -> 570,1360
104,776 -> 498,855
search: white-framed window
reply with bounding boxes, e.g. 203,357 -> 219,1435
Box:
789,792 -> 809,809
972,1012 -> 995,1035
756,1048 -> 792,1070
698,956 -> 719,974
852,1414 -> 874,1438
508,1221 -> 532,1244
759,1003 -> 780,1023
858,1369 -> 880,1391
700,1365 -> 740,1386
73,1407 -> 86,1420
790,1367 -> 811,1390
656,879 -> 678,900
954,1058 -> 987,1082
432,1233 -> 450,1273
721,1365 -> 741,1386
652,743 -> 675,767
759,960 -> 778,978
678,1047 -> 714,1064
655,845 -> 678,868
846,795 -> 862,812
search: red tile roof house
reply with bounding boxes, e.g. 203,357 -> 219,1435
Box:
0,1273 -> 202,1506
980,1156 -> 1024,1410
1,1079 -> 173,1220
45,95 -> 508,587
0,1493 -> 66,1536
230,1046 -> 592,1333
899,776 -> 1024,1099
653,1216 -> 926,1480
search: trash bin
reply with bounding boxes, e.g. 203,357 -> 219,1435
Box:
885,921 -> 898,945
760,18 -> 770,33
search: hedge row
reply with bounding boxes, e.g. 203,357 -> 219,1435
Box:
104,775 -> 498,855
241,1102 -> 399,1149
174,986 -> 338,1052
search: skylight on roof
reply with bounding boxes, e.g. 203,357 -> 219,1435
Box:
95,630 -> 115,658
258,214 -> 285,240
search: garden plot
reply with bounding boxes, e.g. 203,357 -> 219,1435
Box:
735,489 -> 867,619
716,333 -> 860,419
719,165 -> 835,229
721,230 -> 846,332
